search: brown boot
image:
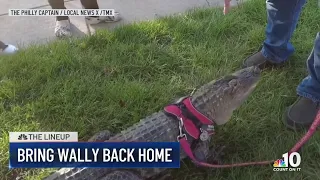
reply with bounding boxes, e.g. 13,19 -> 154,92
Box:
285,96 -> 319,131
242,51 -> 284,69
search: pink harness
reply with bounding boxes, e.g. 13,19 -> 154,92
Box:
164,97 -> 214,140
163,96 -> 320,168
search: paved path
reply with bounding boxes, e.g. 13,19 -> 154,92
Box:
0,0 -> 240,48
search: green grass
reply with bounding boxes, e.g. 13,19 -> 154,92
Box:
1,0 -> 320,179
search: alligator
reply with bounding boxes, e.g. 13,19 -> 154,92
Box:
44,66 -> 260,180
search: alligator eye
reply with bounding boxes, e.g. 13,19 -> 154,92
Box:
223,75 -> 236,81
229,79 -> 237,87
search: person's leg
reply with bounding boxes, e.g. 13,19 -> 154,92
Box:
48,0 -> 71,37
243,0 -> 307,68
47,0 -> 68,21
0,41 -> 6,50
80,0 -> 121,25
285,32 -> 320,130
80,0 -> 99,9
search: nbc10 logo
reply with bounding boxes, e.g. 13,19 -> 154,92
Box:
273,152 -> 301,172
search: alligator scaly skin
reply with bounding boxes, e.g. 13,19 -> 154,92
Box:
44,66 -> 261,180
44,111 -> 192,180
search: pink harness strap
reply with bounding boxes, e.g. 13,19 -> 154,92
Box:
164,104 -> 200,139
182,98 -> 213,125
164,97 -> 214,139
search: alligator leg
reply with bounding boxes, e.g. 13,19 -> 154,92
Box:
193,140 -> 211,162
100,170 -> 143,180
193,140 -> 225,164
207,145 -> 225,164
148,171 -> 173,180
88,130 -> 113,142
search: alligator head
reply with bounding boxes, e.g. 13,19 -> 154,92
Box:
191,66 -> 260,125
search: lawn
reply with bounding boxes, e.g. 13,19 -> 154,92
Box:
0,0 -> 320,179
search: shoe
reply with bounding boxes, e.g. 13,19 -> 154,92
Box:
284,96 -> 319,131
242,51 -> 284,69
1,44 -> 18,54
55,19 -> 72,38
85,12 -> 121,25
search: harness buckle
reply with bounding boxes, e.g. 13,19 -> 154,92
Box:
177,117 -> 187,141
177,134 -> 187,142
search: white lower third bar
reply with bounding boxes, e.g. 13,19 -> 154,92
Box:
9,132 -> 78,142
8,9 -> 115,16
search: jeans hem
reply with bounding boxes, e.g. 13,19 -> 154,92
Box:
261,47 -> 287,64
297,89 -> 320,103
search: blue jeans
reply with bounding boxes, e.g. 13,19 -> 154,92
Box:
262,0 -> 320,102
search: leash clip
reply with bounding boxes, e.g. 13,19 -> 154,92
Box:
177,117 -> 187,141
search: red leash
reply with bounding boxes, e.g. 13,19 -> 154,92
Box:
289,110 -> 320,154
179,110 -> 320,168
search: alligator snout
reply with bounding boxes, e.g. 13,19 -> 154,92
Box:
232,66 -> 261,78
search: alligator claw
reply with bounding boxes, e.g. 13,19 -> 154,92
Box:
156,174 -> 172,180
208,145 -> 226,164
88,130 -> 113,142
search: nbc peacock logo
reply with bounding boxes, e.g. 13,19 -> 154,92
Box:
273,152 -> 302,172
273,159 -> 286,167
17,134 -> 28,141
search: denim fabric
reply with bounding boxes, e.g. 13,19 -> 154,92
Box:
297,33 -> 320,102
262,0 -> 307,62
261,0 -> 320,102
